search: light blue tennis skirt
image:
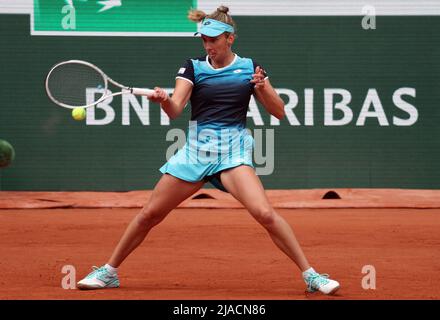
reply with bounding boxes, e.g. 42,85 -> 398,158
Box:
159,122 -> 255,191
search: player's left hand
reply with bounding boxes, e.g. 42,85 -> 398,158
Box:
251,66 -> 266,90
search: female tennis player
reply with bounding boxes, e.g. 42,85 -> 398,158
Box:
77,6 -> 340,295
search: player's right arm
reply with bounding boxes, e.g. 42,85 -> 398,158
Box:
148,59 -> 195,120
150,79 -> 192,120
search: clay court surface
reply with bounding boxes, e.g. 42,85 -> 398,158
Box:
1,194 -> 439,299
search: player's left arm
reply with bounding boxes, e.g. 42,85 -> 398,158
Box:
252,66 -> 285,120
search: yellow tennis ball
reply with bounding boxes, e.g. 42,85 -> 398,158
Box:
72,107 -> 86,121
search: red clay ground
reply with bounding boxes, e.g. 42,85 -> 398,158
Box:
0,208 -> 439,300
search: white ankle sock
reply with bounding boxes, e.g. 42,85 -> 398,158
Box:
104,264 -> 118,275
302,267 -> 316,278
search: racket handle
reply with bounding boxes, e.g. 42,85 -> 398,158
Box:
130,87 -> 154,96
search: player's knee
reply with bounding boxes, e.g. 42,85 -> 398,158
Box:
253,206 -> 276,227
137,205 -> 168,228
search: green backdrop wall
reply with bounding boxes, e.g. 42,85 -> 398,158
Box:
1,13 -> 439,190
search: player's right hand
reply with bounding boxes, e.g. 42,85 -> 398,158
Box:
148,87 -> 169,103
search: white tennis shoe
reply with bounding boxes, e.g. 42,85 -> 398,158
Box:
303,269 -> 340,295
77,266 -> 120,290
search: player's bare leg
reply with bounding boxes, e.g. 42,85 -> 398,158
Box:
77,174 -> 204,289
220,165 -> 340,294
108,174 -> 204,267
220,165 -> 311,271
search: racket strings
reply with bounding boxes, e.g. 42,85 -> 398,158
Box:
46,63 -> 106,107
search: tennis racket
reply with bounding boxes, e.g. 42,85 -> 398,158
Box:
45,60 -> 154,109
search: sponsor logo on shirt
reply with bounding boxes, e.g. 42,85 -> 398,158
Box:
178,67 -> 186,74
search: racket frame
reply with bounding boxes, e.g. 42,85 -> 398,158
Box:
45,59 -> 154,109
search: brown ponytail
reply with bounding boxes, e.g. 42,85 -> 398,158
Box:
187,9 -> 207,23
188,5 -> 236,34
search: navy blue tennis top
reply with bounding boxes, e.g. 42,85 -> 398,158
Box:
175,54 -> 268,128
